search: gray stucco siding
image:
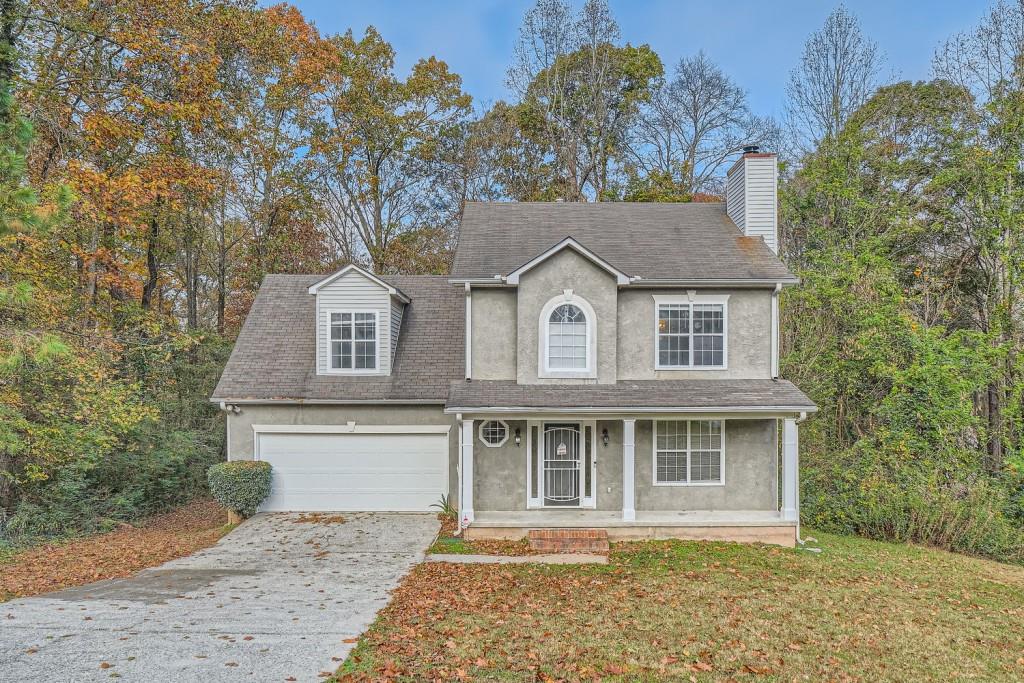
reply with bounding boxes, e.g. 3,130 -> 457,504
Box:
471,418 -> 777,513
470,288 -> 517,380
226,404 -> 458,506
634,419 -> 777,511
516,248 -> 618,384
617,288 -> 773,380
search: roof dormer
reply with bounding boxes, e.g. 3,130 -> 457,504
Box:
309,264 -> 408,376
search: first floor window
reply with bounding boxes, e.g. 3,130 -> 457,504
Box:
654,420 -> 723,484
479,420 -> 509,447
330,312 -> 377,369
656,300 -> 725,368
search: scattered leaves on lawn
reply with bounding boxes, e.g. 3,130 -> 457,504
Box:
335,532 -> 1024,682
0,500 -> 228,600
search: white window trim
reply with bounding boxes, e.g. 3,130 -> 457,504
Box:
651,419 -> 726,487
324,309 -> 381,375
653,293 -> 729,371
539,291 -> 597,379
478,419 -> 510,447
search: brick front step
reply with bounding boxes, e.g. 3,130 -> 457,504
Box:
528,528 -> 610,554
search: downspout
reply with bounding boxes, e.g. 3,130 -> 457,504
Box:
464,283 -> 472,380
218,402 -> 240,461
770,282 -> 781,379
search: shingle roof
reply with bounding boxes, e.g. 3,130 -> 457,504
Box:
446,379 -> 816,411
212,274 -> 463,401
450,202 -> 796,282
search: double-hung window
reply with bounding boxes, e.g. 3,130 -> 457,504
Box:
330,312 -> 377,370
654,295 -> 727,369
653,420 -> 724,485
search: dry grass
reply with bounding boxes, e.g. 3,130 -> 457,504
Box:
0,499 -> 230,601
338,531 -> 1024,682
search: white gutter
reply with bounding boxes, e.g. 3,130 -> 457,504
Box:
464,282 -> 472,380
444,405 -> 817,415
770,282 -> 782,378
208,398 -> 446,405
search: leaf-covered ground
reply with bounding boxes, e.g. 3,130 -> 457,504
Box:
0,500 -> 230,601
337,532 -> 1024,682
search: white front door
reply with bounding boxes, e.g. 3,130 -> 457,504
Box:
255,430 -> 448,511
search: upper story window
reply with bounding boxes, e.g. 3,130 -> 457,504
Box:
539,291 -> 596,378
654,294 -> 729,370
548,304 -> 587,370
330,311 -> 378,370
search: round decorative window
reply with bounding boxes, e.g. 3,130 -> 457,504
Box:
479,420 -> 509,447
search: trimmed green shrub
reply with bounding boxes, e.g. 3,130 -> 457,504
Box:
207,461 -> 272,517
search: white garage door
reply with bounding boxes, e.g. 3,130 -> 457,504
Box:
255,427 -> 449,512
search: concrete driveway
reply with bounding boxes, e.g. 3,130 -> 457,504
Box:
0,512 -> 439,682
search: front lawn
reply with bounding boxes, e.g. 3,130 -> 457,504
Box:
0,499 -> 231,601
337,532 -> 1024,681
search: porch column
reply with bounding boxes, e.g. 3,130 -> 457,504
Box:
622,419 -> 636,521
460,419 -> 475,524
782,418 -> 799,522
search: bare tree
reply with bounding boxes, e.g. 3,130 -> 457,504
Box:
785,5 -> 883,153
506,0 -> 661,200
628,52 -> 780,194
933,0 -> 1024,102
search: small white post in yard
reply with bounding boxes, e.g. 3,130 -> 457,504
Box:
460,419 -> 475,525
622,419 -> 636,521
782,418 -> 799,522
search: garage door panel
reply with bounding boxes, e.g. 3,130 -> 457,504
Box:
256,430 -> 448,512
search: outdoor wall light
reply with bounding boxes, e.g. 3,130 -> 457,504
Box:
602,428 -> 609,447
514,428 -> 522,447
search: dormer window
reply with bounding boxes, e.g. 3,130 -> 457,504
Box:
330,311 -> 378,370
539,291 -> 596,378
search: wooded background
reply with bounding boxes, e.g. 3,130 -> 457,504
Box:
2,0 -> 1022,562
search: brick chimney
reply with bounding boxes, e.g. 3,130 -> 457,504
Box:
725,145 -> 778,255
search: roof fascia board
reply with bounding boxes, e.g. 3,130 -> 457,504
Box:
443,405 -> 817,416
307,264 -> 411,302
506,237 -> 630,285
623,277 -> 800,288
210,398 -> 445,405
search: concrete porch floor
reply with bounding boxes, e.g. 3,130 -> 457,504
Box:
465,510 -> 796,546
472,509 -> 791,527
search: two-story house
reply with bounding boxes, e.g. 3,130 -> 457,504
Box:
212,147 -> 816,547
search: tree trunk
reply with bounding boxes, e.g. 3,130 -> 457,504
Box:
141,212 -> 160,310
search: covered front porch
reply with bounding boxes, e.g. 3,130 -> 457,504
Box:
450,414 -> 806,547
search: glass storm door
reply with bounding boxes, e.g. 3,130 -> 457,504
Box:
542,423 -> 581,506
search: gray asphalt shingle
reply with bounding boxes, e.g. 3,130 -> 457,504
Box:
450,202 -> 796,281
446,379 -> 816,410
212,274 -> 463,401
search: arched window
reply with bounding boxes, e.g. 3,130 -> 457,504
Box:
548,304 -> 587,370
539,292 -> 596,377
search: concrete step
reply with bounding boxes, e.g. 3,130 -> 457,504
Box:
528,528 -> 610,554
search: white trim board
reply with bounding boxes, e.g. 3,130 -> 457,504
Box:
505,237 -> 631,286
445,406 -> 816,417
252,424 -> 452,435
307,263 -> 410,302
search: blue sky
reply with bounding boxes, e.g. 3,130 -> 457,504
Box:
281,0 -> 992,118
